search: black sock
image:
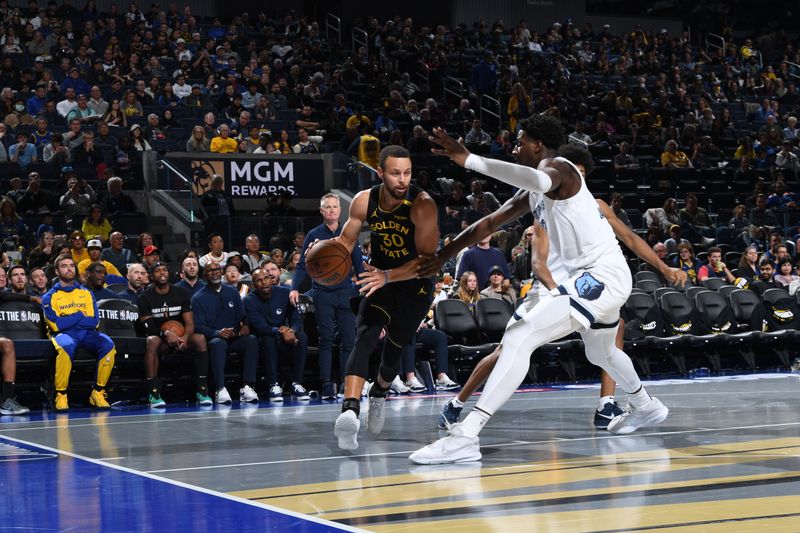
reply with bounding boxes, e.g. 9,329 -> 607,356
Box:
197,376 -> 208,394
145,377 -> 160,395
342,398 -> 360,417
368,380 -> 389,398
2,381 -> 14,400
195,351 -> 209,382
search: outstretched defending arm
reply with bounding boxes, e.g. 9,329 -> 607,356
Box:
429,128 -> 559,193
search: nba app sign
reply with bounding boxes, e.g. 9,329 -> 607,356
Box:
174,155 -> 326,199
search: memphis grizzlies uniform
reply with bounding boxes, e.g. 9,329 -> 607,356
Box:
538,157 -> 631,328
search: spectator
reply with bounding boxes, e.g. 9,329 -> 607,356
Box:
456,235 -> 509,289
101,231 -> 135,276
613,141 -> 639,169
679,193 -> 715,242
56,87 -> 79,118
65,94 -> 99,124
674,243 -> 702,285
121,91 -> 143,117
42,254 -> 116,411
244,266 -> 309,402
464,119 -> 492,148
129,124 -> 152,151
223,261 -> 250,298
60,177 -> 96,218
737,246 -> 761,282
81,204 -> 112,242
750,258 -> 778,296
406,125 -> 431,154
9,132 -> 37,168
4,98 -> 35,128
767,180 -> 798,210
660,139 -> 692,168
272,129 -> 292,154
198,233 -> 230,269
242,234 -> 268,273
141,245 -> 162,270
479,265 -> 517,304
252,132 -> 275,154
452,271 -> 481,312
210,123 -> 238,153
28,266 -> 48,297
175,255 -> 205,296
610,193 -> 633,228
0,197 -> 26,249
697,247 -> 736,283
200,176 -> 233,243
186,125 -> 211,152
664,224 -> 690,255
31,117 -> 53,148
83,261 -> 119,300
775,141 -> 800,175
749,194 -> 779,229
102,99 -> 127,127
99,177 -> 137,215
191,261 -> 259,405
138,262 -> 211,408
87,85 -> 109,116
292,127 -> 321,154
28,231 -> 57,270
77,239 -> 122,278
774,258 -> 800,288
507,83 -> 530,132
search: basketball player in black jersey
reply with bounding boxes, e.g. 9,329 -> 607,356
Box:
324,145 -> 440,450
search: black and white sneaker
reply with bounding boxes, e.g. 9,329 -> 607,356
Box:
594,400 -> 624,429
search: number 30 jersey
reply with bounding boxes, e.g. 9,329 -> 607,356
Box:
366,184 -> 421,270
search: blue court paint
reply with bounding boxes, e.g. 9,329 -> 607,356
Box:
0,435 -> 362,533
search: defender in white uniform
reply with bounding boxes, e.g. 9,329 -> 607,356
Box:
410,116 -> 669,464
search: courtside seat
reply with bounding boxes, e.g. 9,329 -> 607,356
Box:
702,278 -> 728,291
474,298 -> 513,343
434,299 -> 496,374
97,299 -> 145,357
0,301 -> 54,361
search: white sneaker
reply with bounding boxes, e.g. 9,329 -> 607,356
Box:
239,384 -> 259,403
607,397 -> 669,435
334,410 -> 360,450
406,376 -> 427,393
269,384 -> 284,403
389,376 -> 410,394
365,394 -> 386,435
408,424 -> 481,464
292,382 -> 310,401
215,387 -> 232,404
435,375 -> 460,391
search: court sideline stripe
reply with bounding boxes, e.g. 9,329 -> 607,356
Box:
332,473 -> 800,525
147,420 -> 800,473
0,434 -> 368,533
250,443 -> 800,501
588,511 -> 800,532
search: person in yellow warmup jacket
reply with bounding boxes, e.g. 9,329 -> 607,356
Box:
42,254 -> 116,411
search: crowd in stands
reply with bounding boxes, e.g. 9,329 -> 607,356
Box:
1,2 -> 800,411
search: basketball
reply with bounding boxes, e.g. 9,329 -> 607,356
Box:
161,320 -> 185,337
305,239 -> 352,286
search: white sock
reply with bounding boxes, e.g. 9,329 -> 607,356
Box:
628,386 -> 652,409
458,409 -> 491,438
597,395 -> 615,411
451,397 -> 464,408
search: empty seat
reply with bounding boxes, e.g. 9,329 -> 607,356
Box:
702,278 -> 727,291
634,271 -> 661,285
97,298 -> 145,356
474,298 -> 513,343
635,279 -> 661,293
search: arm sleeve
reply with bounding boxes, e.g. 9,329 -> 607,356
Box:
465,154 -> 553,192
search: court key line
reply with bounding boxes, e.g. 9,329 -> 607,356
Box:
146,420 -> 800,473
0,433 -> 369,533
